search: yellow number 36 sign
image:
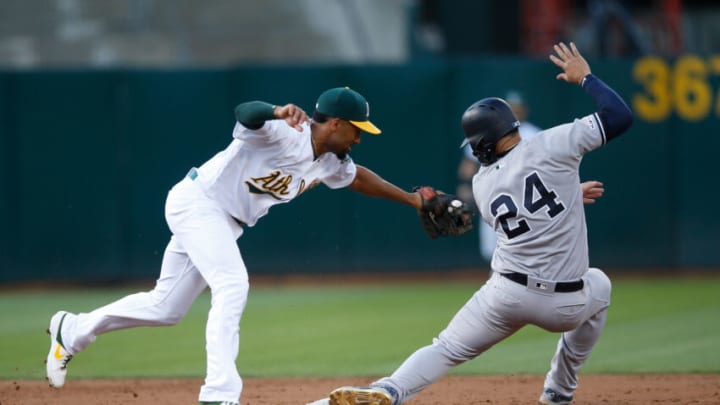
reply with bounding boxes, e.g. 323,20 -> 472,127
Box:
633,55 -> 720,122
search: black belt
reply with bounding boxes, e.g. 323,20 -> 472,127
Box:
499,272 -> 584,293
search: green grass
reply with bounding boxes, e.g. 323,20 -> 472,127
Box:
1,276 -> 719,380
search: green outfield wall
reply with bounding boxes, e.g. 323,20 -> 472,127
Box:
1,56 -> 717,282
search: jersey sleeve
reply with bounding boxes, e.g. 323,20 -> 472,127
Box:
574,113 -> 606,154
321,158 -> 357,189
543,114 -> 605,160
232,119 -> 300,145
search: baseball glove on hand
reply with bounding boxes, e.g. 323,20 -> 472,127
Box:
415,186 -> 474,239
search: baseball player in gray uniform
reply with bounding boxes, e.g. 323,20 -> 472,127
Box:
45,87 -> 435,405
309,42 -> 633,405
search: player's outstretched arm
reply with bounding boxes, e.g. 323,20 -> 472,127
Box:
349,165 -> 422,209
550,42 -> 633,141
350,166 -> 473,238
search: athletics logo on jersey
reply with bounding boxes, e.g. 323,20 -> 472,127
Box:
246,170 -> 292,200
298,178 -> 321,195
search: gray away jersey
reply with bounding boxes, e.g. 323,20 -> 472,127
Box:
472,114 -> 606,281
192,120 -> 356,227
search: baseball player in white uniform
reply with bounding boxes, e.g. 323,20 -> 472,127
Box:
45,87 -> 431,405
309,42 -> 633,405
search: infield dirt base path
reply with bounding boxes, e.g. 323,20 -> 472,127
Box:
2,374 -> 719,405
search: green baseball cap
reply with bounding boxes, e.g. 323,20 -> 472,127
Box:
314,87 -> 381,134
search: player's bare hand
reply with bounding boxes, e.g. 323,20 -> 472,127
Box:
581,180 -> 604,204
274,103 -> 310,131
550,42 -> 591,85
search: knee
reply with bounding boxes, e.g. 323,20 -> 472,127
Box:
587,267 -> 611,302
211,277 -> 250,309
434,334 -> 478,364
145,291 -> 189,326
212,276 -> 249,297
153,300 -> 187,326
160,313 -> 183,326
162,310 -> 185,326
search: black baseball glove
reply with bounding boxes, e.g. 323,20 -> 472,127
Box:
415,186 -> 474,239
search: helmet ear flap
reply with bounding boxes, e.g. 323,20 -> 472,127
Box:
472,136 -> 497,165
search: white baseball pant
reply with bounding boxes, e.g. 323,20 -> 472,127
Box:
60,176 -> 248,403
372,268 -> 611,403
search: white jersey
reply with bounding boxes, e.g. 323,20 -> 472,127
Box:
472,114 -> 606,281
192,120 -> 356,227
518,121 -> 542,139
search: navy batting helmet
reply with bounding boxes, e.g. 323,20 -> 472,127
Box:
460,97 -> 520,165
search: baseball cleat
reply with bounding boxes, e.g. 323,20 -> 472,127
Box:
538,388 -> 574,404
46,311 -> 74,388
329,386 -> 393,405
305,399 -> 330,405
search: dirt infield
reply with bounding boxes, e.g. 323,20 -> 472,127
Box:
2,374 -> 719,404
